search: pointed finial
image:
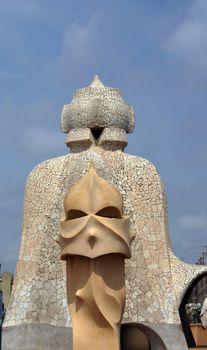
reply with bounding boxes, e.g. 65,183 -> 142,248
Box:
90,75 -> 105,88
61,76 -> 135,137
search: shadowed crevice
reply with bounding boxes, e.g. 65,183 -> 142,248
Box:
91,128 -> 104,141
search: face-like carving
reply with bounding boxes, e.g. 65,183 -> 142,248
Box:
59,164 -> 134,259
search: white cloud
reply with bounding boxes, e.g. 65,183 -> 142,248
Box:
62,14 -> 101,63
178,213 -> 207,231
55,12 -> 103,79
62,23 -> 93,63
165,0 -> 207,74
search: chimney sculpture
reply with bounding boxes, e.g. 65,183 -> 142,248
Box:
59,163 -> 134,350
3,76 -> 207,350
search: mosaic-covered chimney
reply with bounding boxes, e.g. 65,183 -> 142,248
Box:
3,77 -> 207,350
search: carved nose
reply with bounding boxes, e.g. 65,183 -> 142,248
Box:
88,227 -> 96,236
88,228 -> 97,248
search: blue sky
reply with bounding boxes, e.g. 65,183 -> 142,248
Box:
0,0 -> 207,272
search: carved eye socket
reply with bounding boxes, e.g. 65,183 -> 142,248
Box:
96,206 -> 121,219
66,210 -> 87,220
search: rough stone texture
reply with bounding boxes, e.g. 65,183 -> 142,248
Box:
3,76 -> 207,349
0,272 -> 13,310
61,75 -> 134,134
